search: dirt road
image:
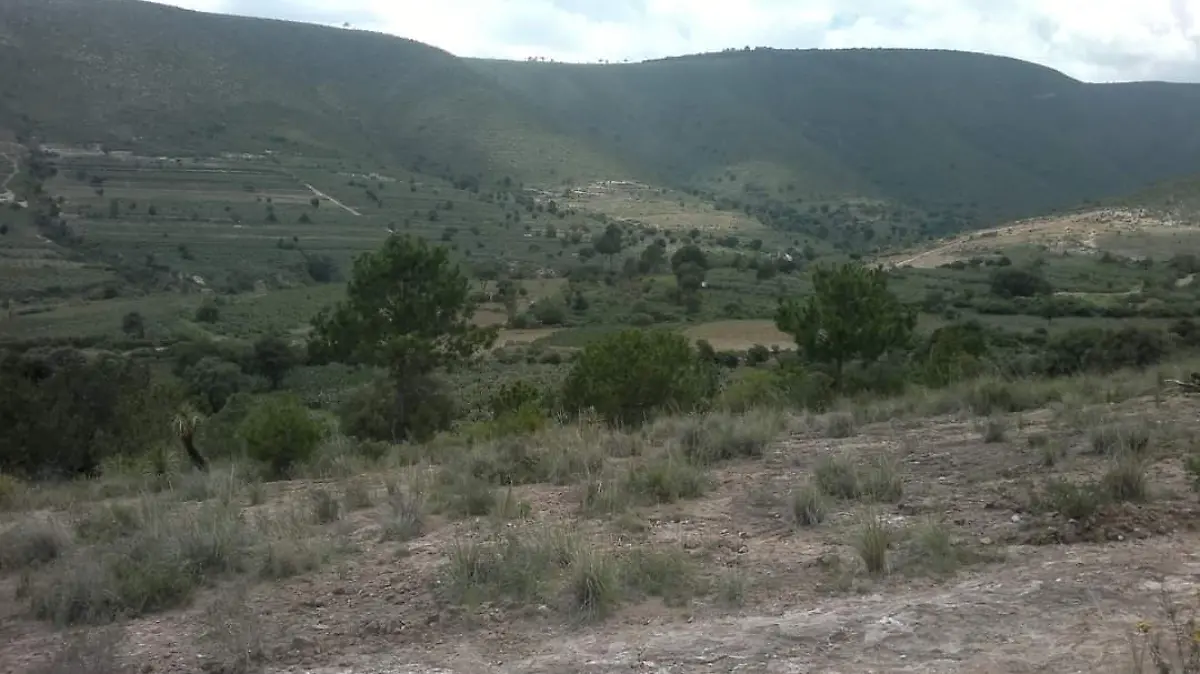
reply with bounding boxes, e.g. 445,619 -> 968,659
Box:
305,183 -> 361,216
0,143 -> 20,203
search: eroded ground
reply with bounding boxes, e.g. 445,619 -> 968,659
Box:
883,208 -> 1200,269
3,389 -> 1200,674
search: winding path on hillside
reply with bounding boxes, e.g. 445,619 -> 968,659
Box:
0,143 -> 21,203
304,182 -> 361,216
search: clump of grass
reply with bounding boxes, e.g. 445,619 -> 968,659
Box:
343,479 -> 373,510
1185,454 -> 1200,493
1100,454 -> 1150,503
245,479 -> 267,506
32,501 -> 253,626
1089,421 -> 1152,458
1033,478 -> 1106,520
853,512 -> 893,575
715,568 -> 748,607
1037,438 -> 1065,467
199,584 -> 264,674
441,533 -> 553,606
492,486 -> 533,521
256,536 -> 332,580
28,499 -> 335,627
462,428 -> 608,488
787,482 -> 830,527
964,378 -> 1058,415
620,453 -> 711,506
566,547 -> 620,621
821,411 -> 857,439
310,488 -> 342,524
74,502 -> 147,544
860,456 -> 904,503
0,472 -> 28,510
676,410 -> 785,465
814,454 -> 861,499
1128,588 -> 1200,674
974,416 -> 1009,444
905,519 -> 967,576
435,471 -> 497,518
621,547 -> 696,606
578,474 -> 627,516
379,483 -> 426,542
0,518 -> 73,571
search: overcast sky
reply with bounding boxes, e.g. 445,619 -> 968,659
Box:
155,0 -> 1200,82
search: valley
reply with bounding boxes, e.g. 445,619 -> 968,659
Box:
3,2 -> 1200,673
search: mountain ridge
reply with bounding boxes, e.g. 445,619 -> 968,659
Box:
4,0 -> 1200,227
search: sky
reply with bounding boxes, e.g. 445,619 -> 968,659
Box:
154,0 -> 1200,82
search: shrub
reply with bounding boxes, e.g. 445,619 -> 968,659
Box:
975,416 -> 1009,443
194,301 -> 220,323
488,380 -> 544,418
238,395 -> 325,478
0,349 -> 178,478
745,344 -> 771,366
561,329 -> 717,426
183,356 -> 251,414
1034,479 -> 1105,519
820,411 -> 857,438
379,483 -> 425,541
338,375 -> 456,444
814,454 -> 860,499
676,410 -> 784,465
0,518 -> 72,570
567,548 -> 620,621
989,267 -> 1051,298
716,368 -> 787,412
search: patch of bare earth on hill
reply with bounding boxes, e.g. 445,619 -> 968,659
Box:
552,180 -> 762,232
4,395 -> 1200,673
884,208 -> 1200,268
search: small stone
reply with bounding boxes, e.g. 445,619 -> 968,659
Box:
739,531 -> 750,539
737,544 -> 749,554
979,536 -> 993,545
1010,514 -> 1021,523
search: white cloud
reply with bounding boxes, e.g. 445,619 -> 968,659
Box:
152,0 -> 1200,81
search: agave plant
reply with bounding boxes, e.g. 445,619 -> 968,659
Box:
173,402 -> 209,471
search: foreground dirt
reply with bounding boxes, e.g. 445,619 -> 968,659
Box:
4,396 -> 1200,674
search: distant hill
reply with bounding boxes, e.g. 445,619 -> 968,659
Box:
5,0 -> 1200,225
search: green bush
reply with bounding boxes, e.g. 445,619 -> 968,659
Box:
239,395 -> 325,478
561,329 -> 717,426
488,380 -> 544,418
0,349 -> 179,478
194,301 -> 220,324
338,375 -> 456,444
716,369 -> 787,412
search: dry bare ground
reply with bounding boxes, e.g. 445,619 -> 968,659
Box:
559,181 -> 763,233
683,320 -> 795,351
4,382 -> 1200,674
881,208 -> 1200,269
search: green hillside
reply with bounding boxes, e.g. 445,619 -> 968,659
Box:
4,0 -> 1200,227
